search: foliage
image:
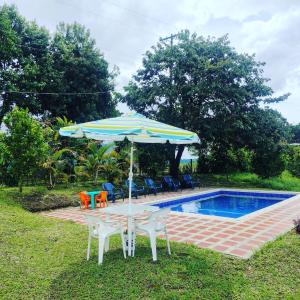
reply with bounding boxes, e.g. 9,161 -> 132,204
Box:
3,107 -> 49,192
47,22 -> 117,122
1,189 -> 300,299
287,146 -> 300,177
0,4 -> 52,124
250,108 -> 291,178
198,147 -> 253,174
122,30 -> 289,177
291,124 -> 300,143
78,142 -> 114,184
136,144 -> 168,177
0,5 -> 117,124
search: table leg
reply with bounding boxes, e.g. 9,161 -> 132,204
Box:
91,195 -> 95,209
128,216 -> 133,256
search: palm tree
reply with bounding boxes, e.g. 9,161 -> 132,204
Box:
42,148 -> 75,188
80,142 -> 114,184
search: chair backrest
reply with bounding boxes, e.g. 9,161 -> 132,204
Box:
148,208 -> 170,229
79,191 -> 90,202
163,176 -> 173,185
102,182 -> 114,192
84,215 -> 104,234
125,180 -> 136,189
145,178 -> 154,188
99,191 -> 108,201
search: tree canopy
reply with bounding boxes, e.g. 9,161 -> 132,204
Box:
0,5 -> 117,124
122,30 -> 289,177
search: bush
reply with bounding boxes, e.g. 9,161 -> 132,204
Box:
17,191 -> 79,212
287,146 -> 300,177
253,145 -> 287,178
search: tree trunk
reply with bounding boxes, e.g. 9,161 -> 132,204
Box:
18,177 -> 23,193
169,145 -> 185,178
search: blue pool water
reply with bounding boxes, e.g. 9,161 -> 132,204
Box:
154,190 -> 295,218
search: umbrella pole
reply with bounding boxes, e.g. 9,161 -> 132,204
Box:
128,141 -> 134,205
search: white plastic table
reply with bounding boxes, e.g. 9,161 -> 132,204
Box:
102,203 -> 159,256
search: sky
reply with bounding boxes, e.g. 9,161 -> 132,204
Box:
2,0 -> 300,126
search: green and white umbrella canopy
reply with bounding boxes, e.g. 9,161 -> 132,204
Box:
59,112 -> 200,144
59,112 -> 200,204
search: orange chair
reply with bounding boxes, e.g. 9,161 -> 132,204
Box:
79,191 -> 91,209
95,191 -> 108,208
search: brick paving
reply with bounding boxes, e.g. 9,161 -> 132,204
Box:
41,188 -> 300,259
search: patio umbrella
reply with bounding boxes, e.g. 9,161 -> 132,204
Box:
59,112 -> 200,204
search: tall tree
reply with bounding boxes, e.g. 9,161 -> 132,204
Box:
122,30 -> 288,177
0,5 -> 118,124
0,4 -> 52,124
47,22 -> 117,122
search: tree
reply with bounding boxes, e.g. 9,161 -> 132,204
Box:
47,22 -> 117,122
122,30 -> 288,177
0,5 -> 118,125
3,107 -> 49,192
291,124 -> 300,144
250,108 -> 291,178
79,142 -> 114,184
287,146 -> 300,178
0,5 -> 52,124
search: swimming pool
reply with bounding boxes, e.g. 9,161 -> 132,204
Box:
154,190 -> 296,218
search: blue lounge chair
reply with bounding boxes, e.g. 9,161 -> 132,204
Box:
125,180 -> 145,199
182,174 -> 200,189
102,182 -> 125,203
144,178 -> 163,195
163,176 -> 181,192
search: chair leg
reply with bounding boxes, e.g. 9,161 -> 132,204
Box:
98,237 -> 105,265
87,235 -> 91,260
149,234 -> 157,261
120,231 -> 127,259
105,237 -> 110,252
165,230 -> 171,255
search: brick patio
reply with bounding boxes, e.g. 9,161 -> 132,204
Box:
41,188 -> 300,259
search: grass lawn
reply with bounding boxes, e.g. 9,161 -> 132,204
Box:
200,171 -> 300,192
1,190 -> 300,299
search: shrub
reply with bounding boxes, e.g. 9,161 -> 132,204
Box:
17,191 -> 79,212
287,146 -> 300,178
253,145 -> 287,178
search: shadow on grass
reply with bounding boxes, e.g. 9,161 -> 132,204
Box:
48,240 -> 245,299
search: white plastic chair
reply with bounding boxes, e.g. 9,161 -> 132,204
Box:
134,208 -> 171,261
85,215 -> 126,265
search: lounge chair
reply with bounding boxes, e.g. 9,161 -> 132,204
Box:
102,182 -> 125,203
125,180 -> 145,199
144,178 -> 163,195
163,176 -> 181,191
182,174 -> 200,189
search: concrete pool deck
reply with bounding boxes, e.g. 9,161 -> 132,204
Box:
41,187 -> 300,259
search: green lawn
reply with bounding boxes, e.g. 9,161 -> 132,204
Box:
200,171 -> 300,192
1,190 -> 300,299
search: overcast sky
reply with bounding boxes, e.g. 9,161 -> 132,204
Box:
2,0 -> 300,125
